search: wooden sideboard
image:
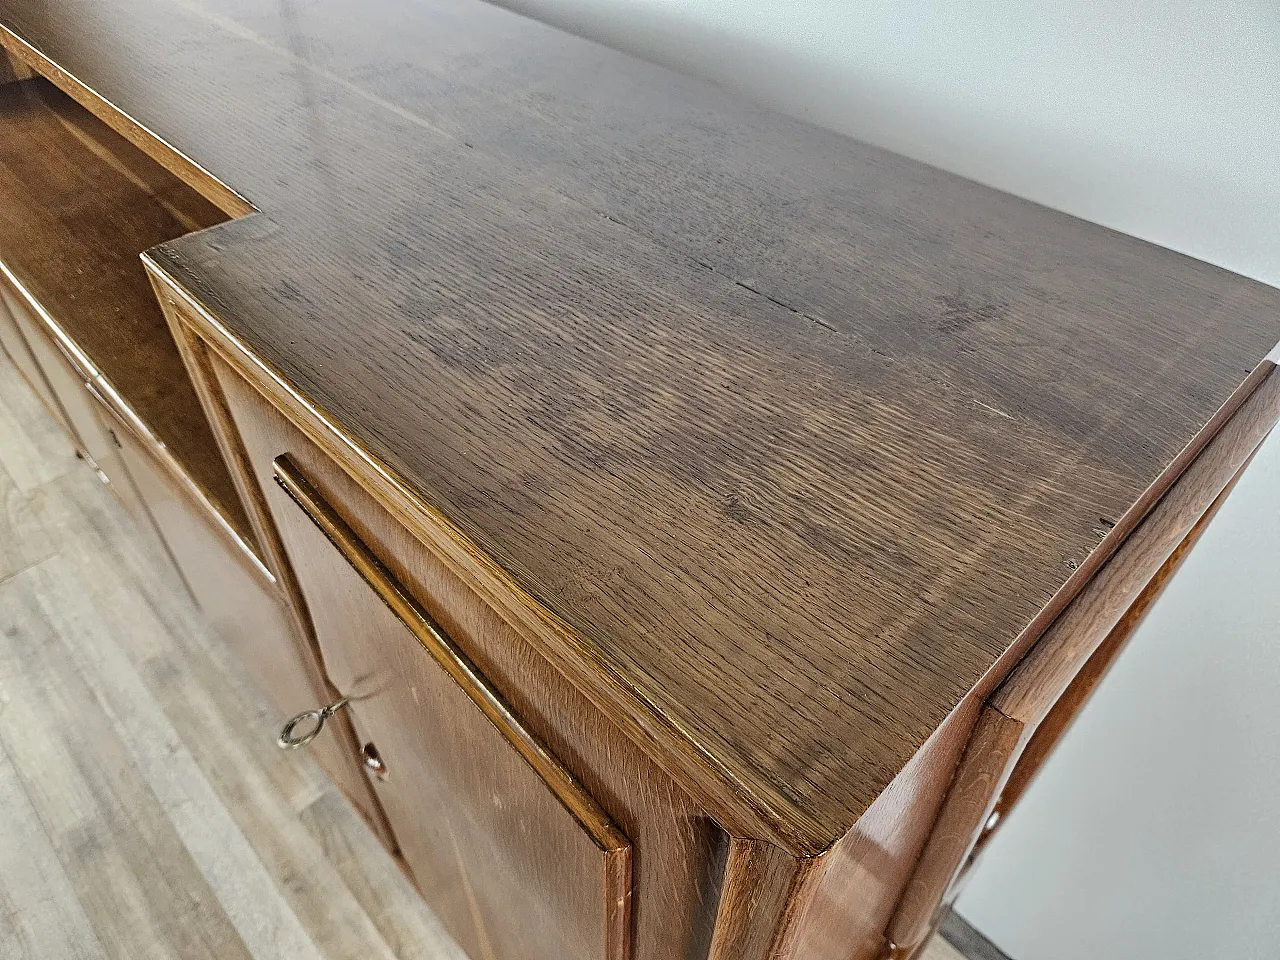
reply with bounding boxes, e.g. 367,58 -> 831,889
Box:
0,3 -> 1276,958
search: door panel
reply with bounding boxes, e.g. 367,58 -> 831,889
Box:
207,337 -> 727,960
0,282 -> 111,463
87,396 -> 174,564
272,453 -> 631,960
0,281 -> 65,426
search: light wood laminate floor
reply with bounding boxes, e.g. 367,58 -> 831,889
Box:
0,348 -> 967,959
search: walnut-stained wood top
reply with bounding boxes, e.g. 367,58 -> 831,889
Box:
0,77 -> 253,545
3,0 -> 1277,852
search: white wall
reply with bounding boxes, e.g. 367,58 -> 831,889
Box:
496,0 -> 1280,287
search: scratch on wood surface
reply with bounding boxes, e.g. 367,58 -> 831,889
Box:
449,829 -> 497,960
969,399 -> 1016,421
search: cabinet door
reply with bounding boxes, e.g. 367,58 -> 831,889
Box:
112,424 -> 384,838
0,282 -> 111,463
271,454 -> 631,960
86,394 -> 174,563
113,424 -> 286,670
0,281 -> 65,426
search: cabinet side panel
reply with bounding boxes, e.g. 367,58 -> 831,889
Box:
0,282 -> 67,428
0,283 -> 110,463
887,707 -> 1025,956
784,696 -> 981,960
111,423 -> 365,795
706,838 -> 804,960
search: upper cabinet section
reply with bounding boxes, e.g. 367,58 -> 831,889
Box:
6,0 -> 1279,849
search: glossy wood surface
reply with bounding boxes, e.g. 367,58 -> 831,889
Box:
274,454 -> 630,858
887,707 -> 1026,957
0,76 -> 252,544
786,696 -> 984,959
104,386 -> 385,842
704,839 -> 805,960
0,281 -> 104,460
985,453 -> 1252,841
5,0 -> 1280,854
213,352 -> 727,960
85,394 -> 180,570
992,365 -> 1280,726
150,283 -> 397,848
0,359 -> 966,960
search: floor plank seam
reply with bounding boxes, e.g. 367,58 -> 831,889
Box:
0,550 -> 58,587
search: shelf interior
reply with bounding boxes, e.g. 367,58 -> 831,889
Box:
0,77 -> 256,550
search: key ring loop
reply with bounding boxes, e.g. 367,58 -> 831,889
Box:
278,697 -> 350,749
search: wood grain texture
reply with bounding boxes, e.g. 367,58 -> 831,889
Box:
704,839 -> 805,960
0,43 -> 31,84
883,371 -> 1280,956
216,354 -> 727,960
274,471 -> 631,960
273,453 -> 630,860
0,331 -> 80,494
86,400 -> 182,575
16,553 -> 332,960
7,0 -> 1280,852
153,279 -> 292,588
2,336 -> 986,960
0,77 -> 252,544
106,393 -> 388,843
0,456 -> 53,582
296,789 -> 467,960
993,366 -> 1280,724
886,708 -> 1026,956
0,23 -> 252,218
152,282 -> 397,847
786,695 -> 984,960
985,452 -> 1254,838
0,359 -> 60,582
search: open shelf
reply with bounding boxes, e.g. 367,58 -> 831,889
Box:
0,77 -> 256,550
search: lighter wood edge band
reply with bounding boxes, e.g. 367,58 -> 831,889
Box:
271,453 -> 631,857
994,361 -> 1280,723
0,24 -> 254,218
